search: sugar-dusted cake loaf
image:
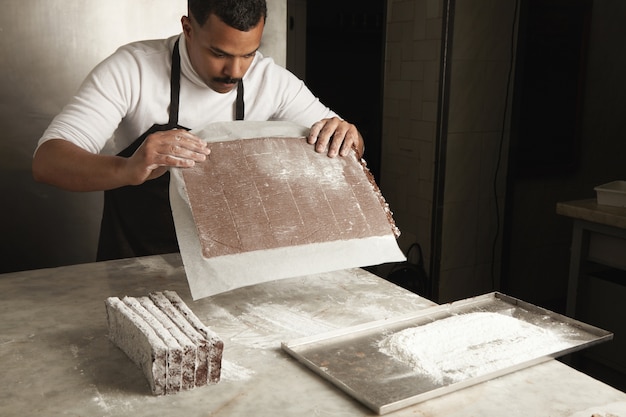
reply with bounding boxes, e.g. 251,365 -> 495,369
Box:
122,296 -> 183,393
162,290 -> 224,382
105,291 -> 223,395
137,296 -> 197,390
104,297 -> 167,395
147,292 -> 209,386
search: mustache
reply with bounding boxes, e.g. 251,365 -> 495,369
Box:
213,77 -> 241,84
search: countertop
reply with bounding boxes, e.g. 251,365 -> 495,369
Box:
557,199 -> 626,229
1,253 -> 626,416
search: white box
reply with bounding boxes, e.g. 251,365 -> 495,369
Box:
594,181 -> 626,207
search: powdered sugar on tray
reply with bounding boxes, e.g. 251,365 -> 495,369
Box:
378,312 -> 574,385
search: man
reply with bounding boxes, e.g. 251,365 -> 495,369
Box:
32,0 -> 365,261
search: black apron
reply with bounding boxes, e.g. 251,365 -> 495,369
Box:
97,40 -> 245,261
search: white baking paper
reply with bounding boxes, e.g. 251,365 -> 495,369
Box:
170,121 -> 405,300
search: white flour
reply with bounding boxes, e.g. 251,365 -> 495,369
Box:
251,138 -> 348,191
228,303 -> 338,349
221,360 -> 255,381
378,312 -> 573,385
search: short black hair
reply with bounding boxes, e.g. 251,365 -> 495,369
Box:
188,0 -> 267,31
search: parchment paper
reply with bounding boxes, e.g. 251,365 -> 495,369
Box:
170,121 -> 405,300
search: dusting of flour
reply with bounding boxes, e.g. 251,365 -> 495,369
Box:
221,360 -> 255,381
378,312 -> 573,385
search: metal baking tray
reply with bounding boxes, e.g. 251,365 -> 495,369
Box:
281,292 -> 613,415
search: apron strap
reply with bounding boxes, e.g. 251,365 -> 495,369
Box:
169,39 -> 183,126
97,37 -> 246,261
236,79 -> 245,120
97,38 -> 186,261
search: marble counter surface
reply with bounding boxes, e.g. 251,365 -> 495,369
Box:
1,254 -> 626,416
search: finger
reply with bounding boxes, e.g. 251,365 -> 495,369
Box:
338,136 -> 353,157
307,120 -> 325,145
154,152 -> 198,168
153,131 -> 210,163
327,126 -> 350,157
315,118 -> 342,154
338,126 -> 362,158
162,143 -> 208,164
140,132 -> 209,168
170,131 -> 210,155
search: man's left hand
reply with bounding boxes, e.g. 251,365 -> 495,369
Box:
307,117 -> 364,158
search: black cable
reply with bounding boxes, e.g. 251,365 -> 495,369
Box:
492,0 -> 521,290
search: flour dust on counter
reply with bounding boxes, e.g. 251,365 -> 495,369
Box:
225,297 -> 419,350
198,270 -> 430,351
565,400 -> 626,417
220,359 -> 255,382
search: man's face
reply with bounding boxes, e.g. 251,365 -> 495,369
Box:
182,13 -> 264,93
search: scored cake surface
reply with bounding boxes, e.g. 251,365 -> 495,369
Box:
181,136 -> 398,259
170,126 -> 407,299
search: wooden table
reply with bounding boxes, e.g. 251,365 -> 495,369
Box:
556,199 -> 626,315
557,198 -> 626,376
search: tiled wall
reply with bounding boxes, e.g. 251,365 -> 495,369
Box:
381,0 -> 444,273
439,0 -> 518,302
381,0 -> 518,302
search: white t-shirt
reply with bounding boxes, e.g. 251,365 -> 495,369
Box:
39,34 -> 337,155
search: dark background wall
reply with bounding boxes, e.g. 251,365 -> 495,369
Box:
305,0 -> 386,181
503,0 -> 626,310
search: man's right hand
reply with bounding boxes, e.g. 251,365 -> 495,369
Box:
125,130 -> 210,184
32,130 -> 210,192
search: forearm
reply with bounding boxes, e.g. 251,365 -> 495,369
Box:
32,139 -> 129,192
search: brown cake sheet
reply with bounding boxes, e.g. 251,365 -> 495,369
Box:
180,137 -> 398,259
